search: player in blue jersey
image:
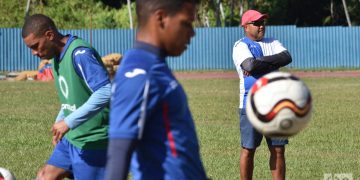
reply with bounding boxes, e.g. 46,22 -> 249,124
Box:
22,14 -> 110,180
105,0 -> 207,179
232,10 -> 292,180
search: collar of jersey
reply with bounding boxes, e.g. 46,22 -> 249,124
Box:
55,34 -> 77,62
134,41 -> 167,60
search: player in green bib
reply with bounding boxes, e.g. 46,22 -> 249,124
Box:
22,14 -> 110,180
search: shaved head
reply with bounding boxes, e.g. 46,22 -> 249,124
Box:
22,14 -> 58,38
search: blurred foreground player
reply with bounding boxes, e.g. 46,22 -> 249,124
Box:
105,0 -> 207,179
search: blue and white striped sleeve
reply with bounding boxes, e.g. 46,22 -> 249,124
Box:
72,47 -> 110,92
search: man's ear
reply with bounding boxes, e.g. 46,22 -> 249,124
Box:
243,25 -> 249,32
44,30 -> 55,41
154,9 -> 167,29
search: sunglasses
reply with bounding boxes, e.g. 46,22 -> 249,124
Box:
247,20 -> 265,26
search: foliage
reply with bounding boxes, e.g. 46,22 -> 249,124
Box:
1,76 -> 360,179
0,0 -> 359,28
0,1 -> 26,27
196,0 -> 360,27
247,0 -> 360,26
0,0 -> 136,29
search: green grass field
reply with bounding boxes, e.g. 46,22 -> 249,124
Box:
1,77 -> 360,179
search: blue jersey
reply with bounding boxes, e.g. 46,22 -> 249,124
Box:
109,42 -> 207,179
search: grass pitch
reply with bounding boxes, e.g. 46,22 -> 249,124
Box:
0,77 -> 360,179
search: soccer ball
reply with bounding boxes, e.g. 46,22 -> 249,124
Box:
0,167 -> 15,180
246,72 -> 312,138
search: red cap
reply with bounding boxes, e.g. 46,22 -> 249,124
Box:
241,10 -> 269,26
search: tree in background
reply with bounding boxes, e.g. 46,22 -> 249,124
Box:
0,0 -> 359,28
0,0 -> 136,29
249,0 -> 360,27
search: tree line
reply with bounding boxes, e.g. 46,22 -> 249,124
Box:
0,0 -> 359,29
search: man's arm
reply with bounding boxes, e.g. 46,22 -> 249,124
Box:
52,47 -> 111,145
105,139 -> 138,180
241,58 -> 278,75
64,83 -> 111,128
256,50 -> 292,67
241,50 -> 292,75
105,56 -> 161,178
233,41 -> 277,76
55,108 -> 65,123
52,83 -> 111,144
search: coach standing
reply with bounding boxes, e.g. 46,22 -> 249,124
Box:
232,10 -> 292,180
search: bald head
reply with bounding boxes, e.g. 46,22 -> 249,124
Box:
22,14 -> 58,38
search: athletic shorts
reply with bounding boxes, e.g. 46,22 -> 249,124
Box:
47,138 -> 107,180
239,108 -> 288,149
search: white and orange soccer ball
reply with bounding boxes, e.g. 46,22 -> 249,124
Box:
246,72 -> 312,138
0,167 -> 15,180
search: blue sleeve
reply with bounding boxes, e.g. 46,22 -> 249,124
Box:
73,47 -> 110,92
64,83 -> 111,129
55,108 -> 65,122
109,68 -> 161,140
105,139 -> 137,180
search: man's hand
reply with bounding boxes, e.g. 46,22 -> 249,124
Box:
243,70 -> 251,76
51,120 -> 70,145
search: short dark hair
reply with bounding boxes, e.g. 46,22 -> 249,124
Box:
22,14 -> 58,38
136,0 -> 199,27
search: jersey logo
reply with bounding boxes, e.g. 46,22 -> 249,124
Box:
250,45 -> 257,48
125,68 -> 146,78
59,75 -> 69,99
170,80 -> 178,90
61,104 -> 77,112
74,50 -> 86,56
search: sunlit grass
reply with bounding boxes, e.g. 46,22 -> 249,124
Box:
1,77 -> 360,179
